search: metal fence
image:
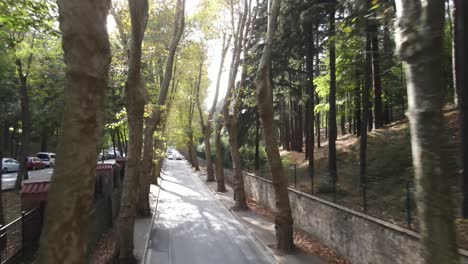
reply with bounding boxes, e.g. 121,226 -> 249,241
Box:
197,157 -> 416,231
0,207 -> 42,264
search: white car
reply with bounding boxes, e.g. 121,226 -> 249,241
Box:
37,152 -> 56,167
2,158 -> 20,173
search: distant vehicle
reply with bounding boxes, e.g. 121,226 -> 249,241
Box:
37,152 -> 56,167
26,157 -> 45,170
105,149 -> 120,159
98,149 -> 121,161
2,158 -> 20,173
176,154 -> 183,160
168,154 -> 174,160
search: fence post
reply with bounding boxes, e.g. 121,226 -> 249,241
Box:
362,179 -> 367,213
294,164 -> 297,189
21,211 -> 26,254
406,181 -> 411,229
333,174 -> 336,203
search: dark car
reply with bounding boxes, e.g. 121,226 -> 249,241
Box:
26,157 -> 45,170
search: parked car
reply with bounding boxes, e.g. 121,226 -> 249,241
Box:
105,149 -> 120,159
168,154 -> 174,160
2,158 -> 20,173
26,157 -> 45,170
176,154 -> 183,160
37,152 -> 56,167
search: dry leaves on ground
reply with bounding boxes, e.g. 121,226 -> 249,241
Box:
89,228 -> 118,264
246,198 -> 349,264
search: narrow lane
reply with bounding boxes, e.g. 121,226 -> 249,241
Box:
145,160 -> 273,264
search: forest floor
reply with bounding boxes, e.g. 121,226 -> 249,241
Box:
275,105 -> 468,249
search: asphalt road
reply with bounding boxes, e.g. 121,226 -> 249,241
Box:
2,168 -> 54,190
145,160 -> 273,264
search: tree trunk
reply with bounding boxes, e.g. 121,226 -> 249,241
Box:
355,59 -> 362,137
255,0 -> 293,252
328,3 -> 338,181
255,111 -> 260,170
15,59 -> 31,188
316,94 -> 321,147
454,0 -> 468,219
118,0 -> 149,262
223,0 -> 249,210
369,0 -> 384,129
448,0 -> 458,105
395,1 -> 459,262
215,122 -> 226,192
139,0 -> 185,215
360,29 -> 372,209
0,121 -> 4,225
188,131 -> 199,171
195,59 -> 215,182
303,12 -> 315,192
340,105 -> 346,136
37,0 -> 111,262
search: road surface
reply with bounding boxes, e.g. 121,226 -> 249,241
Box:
145,160 -> 273,264
1,159 -> 118,190
2,168 -> 54,190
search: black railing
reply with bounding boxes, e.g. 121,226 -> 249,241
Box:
197,157 -> 415,231
0,207 -> 42,264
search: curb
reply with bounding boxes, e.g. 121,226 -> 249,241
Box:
141,176 -> 163,264
193,168 -> 281,264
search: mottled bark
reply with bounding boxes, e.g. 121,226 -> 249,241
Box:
37,0 -> 111,262
395,1 -> 459,262
215,122 -> 226,192
139,0 -> 185,214
223,0 -> 249,210
255,0 -> 293,252
118,0 -> 149,262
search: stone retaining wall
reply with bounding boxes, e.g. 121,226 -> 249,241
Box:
208,159 -> 468,263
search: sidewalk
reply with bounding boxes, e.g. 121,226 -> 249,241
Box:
195,167 -> 324,264
134,182 -> 161,262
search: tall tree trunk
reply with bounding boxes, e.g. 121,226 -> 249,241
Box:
328,3 -> 338,181
15,59 -> 32,188
360,30 -> 372,209
303,12 -> 315,192
448,0 -> 458,105
454,0 -> 468,219
369,0 -> 384,129
0,121 -> 4,225
37,0 -> 111,262
195,59 -> 215,182
395,1 -> 459,262
118,0 -> 149,261
355,58 -> 362,137
316,94 -> 321,147
210,34 -> 231,188
340,105 -> 346,136
139,0 -> 185,215
215,122 -> 226,192
255,111 -> 260,170
223,0 -> 249,210
255,0 -> 293,252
